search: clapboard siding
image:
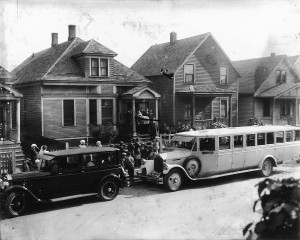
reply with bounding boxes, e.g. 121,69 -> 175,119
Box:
43,86 -> 86,95
16,84 -> 42,137
43,98 -> 87,139
147,75 -> 174,125
238,95 -> 254,126
257,60 -> 299,95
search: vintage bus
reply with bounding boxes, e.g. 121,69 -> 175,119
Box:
137,125 -> 300,191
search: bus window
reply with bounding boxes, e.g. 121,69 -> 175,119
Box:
286,131 -> 293,142
276,131 -> 284,143
295,130 -> 300,141
200,138 -> 215,152
219,136 -> 231,150
234,135 -> 243,148
246,134 -> 255,147
267,132 -> 274,144
257,133 -> 266,145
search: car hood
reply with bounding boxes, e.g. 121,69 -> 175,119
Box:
11,171 -> 51,180
160,149 -> 191,162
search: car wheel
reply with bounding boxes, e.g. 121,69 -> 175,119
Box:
183,157 -> 201,178
260,158 -> 273,177
5,192 -> 27,218
98,179 -> 119,201
164,169 -> 184,192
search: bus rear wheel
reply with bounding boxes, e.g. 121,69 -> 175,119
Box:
260,158 -> 273,177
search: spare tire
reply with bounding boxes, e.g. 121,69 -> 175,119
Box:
183,157 -> 201,178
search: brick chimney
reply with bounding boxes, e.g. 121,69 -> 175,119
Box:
68,25 -> 76,41
170,32 -> 177,45
51,33 -> 58,47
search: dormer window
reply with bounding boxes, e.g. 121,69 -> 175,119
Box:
220,66 -> 228,85
90,58 -> 108,77
184,64 -> 194,83
276,70 -> 286,84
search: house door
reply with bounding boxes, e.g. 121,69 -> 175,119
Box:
0,101 -> 9,140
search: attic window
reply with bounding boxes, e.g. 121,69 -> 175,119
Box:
276,70 -> 286,84
184,64 -> 194,83
220,66 -> 228,85
90,58 -> 109,77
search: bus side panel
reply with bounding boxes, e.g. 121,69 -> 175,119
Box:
275,142 -> 285,164
244,146 -> 258,167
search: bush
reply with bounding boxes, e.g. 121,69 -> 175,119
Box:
89,123 -> 119,144
248,117 -> 264,126
243,178 -> 300,240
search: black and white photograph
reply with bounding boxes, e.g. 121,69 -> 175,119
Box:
0,0 -> 300,239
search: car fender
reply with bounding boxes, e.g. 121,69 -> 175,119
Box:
258,155 -> 277,168
163,164 -> 193,180
3,185 -> 41,202
100,173 -> 124,188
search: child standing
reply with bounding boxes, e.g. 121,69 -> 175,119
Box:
125,151 -> 135,182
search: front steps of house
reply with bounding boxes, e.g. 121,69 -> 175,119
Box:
0,142 -> 26,172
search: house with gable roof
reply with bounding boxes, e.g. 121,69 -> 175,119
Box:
288,55 -> 300,74
131,32 -> 240,128
12,25 -> 161,143
233,53 -> 300,126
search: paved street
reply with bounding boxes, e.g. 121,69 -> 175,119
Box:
0,165 -> 299,240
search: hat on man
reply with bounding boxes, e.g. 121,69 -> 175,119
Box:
80,140 -> 85,144
31,144 -> 37,148
122,152 -> 126,156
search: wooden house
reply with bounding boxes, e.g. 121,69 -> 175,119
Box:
233,53 -> 300,126
12,25 -> 161,143
131,32 -> 240,128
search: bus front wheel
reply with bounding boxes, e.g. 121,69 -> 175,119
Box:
260,158 -> 273,177
163,169 -> 184,192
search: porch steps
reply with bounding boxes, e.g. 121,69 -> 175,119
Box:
138,134 -> 151,142
0,142 -> 26,171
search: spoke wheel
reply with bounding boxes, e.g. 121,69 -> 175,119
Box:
98,179 -> 119,201
164,169 -> 183,192
184,158 -> 201,178
260,159 -> 273,177
5,192 -> 27,218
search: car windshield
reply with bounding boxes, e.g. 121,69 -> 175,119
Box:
172,139 -> 196,151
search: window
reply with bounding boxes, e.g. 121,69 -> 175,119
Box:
91,58 -> 99,76
276,70 -> 286,84
184,64 -> 194,83
59,156 -> 80,171
257,133 -> 266,145
295,130 -> 300,141
263,100 -> 271,117
219,136 -> 231,150
63,100 -> 75,126
220,99 -> 228,118
246,134 -> 255,147
280,100 -> 292,117
234,135 -> 243,148
90,58 -> 109,77
220,66 -> 228,85
200,138 -> 215,152
185,104 -> 191,119
101,99 -> 113,124
276,131 -> 284,143
286,131 -> 293,142
100,59 -> 108,76
89,99 -> 97,125
267,132 -> 274,144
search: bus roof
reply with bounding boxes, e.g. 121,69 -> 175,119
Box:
174,125 -> 300,138
43,147 -> 119,157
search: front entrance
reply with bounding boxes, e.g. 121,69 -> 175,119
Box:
0,101 -> 10,140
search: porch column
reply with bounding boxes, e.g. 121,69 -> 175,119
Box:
229,95 -> 232,127
16,99 -> 20,143
155,98 -> 159,119
272,99 -> 276,125
191,95 -> 195,127
132,98 -> 137,137
296,99 -> 299,126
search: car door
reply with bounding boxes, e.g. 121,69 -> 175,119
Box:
232,135 -> 245,169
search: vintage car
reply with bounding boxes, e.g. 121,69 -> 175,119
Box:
0,147 -> 126,218
137,125 -> 300,192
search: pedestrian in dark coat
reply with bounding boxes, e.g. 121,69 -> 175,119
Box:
125,152 -> 135,182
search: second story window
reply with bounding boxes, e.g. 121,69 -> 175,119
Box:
90,58 -> 109,77
220,66 -> 228,85
184,64 -> 194,83
276,70 -> 286,84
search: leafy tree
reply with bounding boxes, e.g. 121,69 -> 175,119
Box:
248,117 -> 265,126
89,123 -> 119,144
243,178 -> 300,240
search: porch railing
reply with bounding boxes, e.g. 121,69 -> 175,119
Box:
0,151 -> 15,174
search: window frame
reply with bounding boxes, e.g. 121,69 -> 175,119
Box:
276,69 -> 286,84
262,99 -> 271,117
90,57 -> 109,77
62,99 -> 76,127
101,98 -> 113,124
220,66 -> 228,85
184,64 -> 195,84
220,98 -> 228,118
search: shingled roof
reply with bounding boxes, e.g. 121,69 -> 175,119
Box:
257,83 -> 300,98
0,66 -> 12,79
131,33 -> 210,76
233,55 -> 286,94
177,85 -> 235,95
12,37 -> 149,84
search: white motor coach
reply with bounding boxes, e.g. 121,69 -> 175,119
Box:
137,125 -> 300,191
